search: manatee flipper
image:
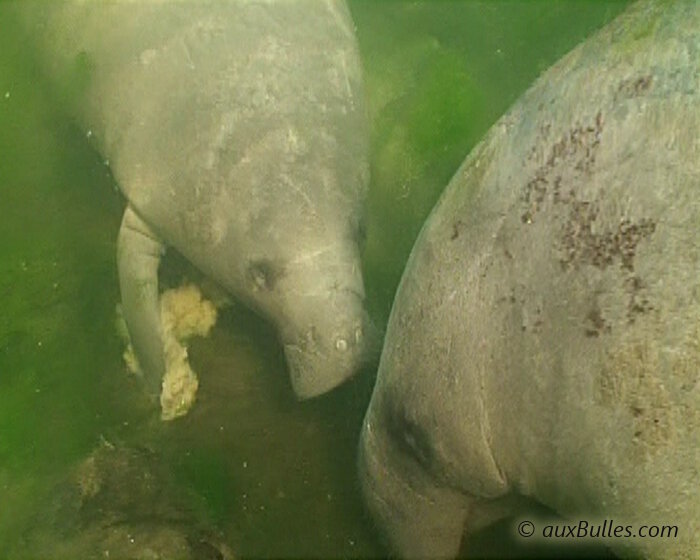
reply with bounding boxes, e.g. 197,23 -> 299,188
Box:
116,206 -> 165,397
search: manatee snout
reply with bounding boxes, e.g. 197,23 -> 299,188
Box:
282,288 -> 378,399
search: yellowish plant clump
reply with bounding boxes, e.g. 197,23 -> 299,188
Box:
120,284 -> 218,420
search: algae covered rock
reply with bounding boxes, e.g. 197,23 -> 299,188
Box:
16,442 -> 235,559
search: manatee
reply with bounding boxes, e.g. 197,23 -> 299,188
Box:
359,1 -> 699,558
18,0 -> 372,399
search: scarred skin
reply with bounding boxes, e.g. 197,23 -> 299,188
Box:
19,0 -> 373,399
359,2 -> 699,558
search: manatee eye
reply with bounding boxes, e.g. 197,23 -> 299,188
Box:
247,259 -> 280,291
335,337 -> 348,352
251,268 -> 267,289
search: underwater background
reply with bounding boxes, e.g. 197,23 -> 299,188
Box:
0,2 -> 632,558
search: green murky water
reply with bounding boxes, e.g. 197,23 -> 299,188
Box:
0,2 -> 631,558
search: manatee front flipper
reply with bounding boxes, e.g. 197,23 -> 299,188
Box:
116,206 -> 165,397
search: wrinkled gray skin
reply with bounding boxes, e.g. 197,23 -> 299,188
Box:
359,2 -> 699,558
20,0 -> 372,399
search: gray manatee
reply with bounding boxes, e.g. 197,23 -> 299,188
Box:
18,0 -> 372,399
359,1 -> 699,558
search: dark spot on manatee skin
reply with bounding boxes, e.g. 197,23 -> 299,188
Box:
561,212 -> 656,330
451,220 -> 465,241
617,74 -> 653,99
521,113 -> 603,223
247,259 -> 283,291
520,111 -> 657,337
625,274 -> 654,323
560,207 -> 656,274
382,392 -> 435,470
585,302 -> 611,338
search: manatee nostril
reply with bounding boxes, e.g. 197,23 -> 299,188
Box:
335,337 -> 348,352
